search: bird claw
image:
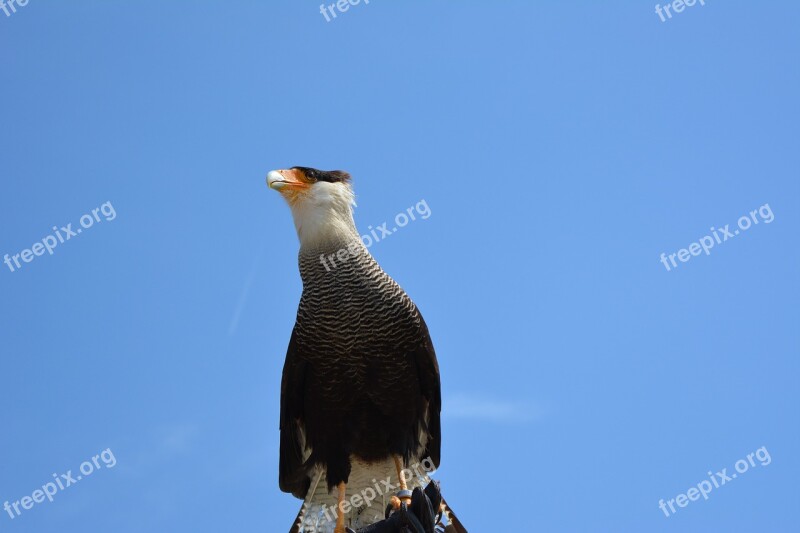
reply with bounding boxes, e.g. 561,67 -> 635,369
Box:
389,495 -> 402,512
341,481 -> 454,533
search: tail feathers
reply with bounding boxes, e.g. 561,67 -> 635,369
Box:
288,471 -> 335,533
287,491 -> 468,533
440,497 -> 468,533
288,501 -> 307,533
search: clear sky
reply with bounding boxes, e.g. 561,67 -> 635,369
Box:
1,1 -> 798,531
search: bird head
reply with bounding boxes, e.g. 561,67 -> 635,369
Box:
266,166 -> 358,247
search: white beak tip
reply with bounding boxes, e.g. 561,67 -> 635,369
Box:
267,170 -> 285,190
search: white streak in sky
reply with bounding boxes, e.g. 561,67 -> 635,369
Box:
228,248 -> 264,336
445,394 -> 542,423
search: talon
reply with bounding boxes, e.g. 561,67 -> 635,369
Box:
390,495 -> 402,511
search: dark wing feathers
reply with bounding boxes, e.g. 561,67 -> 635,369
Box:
414,313 -> 442,468
279,311 -> 443,496
279,329 -> 311,498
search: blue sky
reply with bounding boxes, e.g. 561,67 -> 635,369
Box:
1,1 -> 798,531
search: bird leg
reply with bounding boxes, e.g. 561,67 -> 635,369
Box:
392,455 -> 412,509
334,482 -> 347,533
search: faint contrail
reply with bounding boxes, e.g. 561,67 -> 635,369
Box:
228,248 -> 264,336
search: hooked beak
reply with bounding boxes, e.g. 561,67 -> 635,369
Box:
267,169 -> 308,191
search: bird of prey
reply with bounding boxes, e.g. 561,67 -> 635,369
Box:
266,167 -> 454,533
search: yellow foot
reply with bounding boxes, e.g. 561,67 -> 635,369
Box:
392,455 -> 412,506
335,482 -> 347,533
